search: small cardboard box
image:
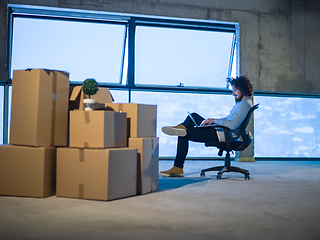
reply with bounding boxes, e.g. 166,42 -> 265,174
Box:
69,110 -> 127,148
56,147 -> 137,201
10,69 -> 69,147
0,145 -> 56,198
69,86 -> 114,111
128,137 -> 159,194
105,103 -> 157,138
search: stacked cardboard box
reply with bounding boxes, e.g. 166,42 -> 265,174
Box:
56,147 -> 138,201
128,137 -> 159,194
0,69 -> 159,201
56,87 -> 159,200
0,69 -> 70,198
104,102 -> 159,195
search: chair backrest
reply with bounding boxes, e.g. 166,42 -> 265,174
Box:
234,103 -> 260,151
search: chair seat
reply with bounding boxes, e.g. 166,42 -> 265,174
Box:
205,141 -> 243,150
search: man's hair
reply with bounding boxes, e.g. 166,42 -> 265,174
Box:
228,75 -> 254,96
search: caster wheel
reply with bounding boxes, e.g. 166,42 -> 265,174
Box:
200,172 -> 205,177
245,174 -> 250,180
217,174 -> 222,180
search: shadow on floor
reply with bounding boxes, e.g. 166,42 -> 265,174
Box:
158,175 -> 209,191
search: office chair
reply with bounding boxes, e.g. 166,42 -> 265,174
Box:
200,104 -> 259,180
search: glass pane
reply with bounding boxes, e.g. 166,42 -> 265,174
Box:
254,96 -> 320,157
135,26 -> 234,88
230,43 -> 237,79
0,86 -> 3,144
12,18 -> 126,83
109,89 -> 129,103
131,91 -> 235,157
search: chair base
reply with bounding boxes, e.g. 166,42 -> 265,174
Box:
200,165 -> 250,180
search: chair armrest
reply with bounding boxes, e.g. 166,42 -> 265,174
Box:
205,125 -> 233,151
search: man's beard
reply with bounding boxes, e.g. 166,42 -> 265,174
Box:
235,94 -> 243,103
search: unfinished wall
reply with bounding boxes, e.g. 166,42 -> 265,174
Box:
1,0 -> 320,94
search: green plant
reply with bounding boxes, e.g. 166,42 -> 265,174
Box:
82,78 -> 99,99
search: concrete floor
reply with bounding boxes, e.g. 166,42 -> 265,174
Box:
0,160 -> 320,240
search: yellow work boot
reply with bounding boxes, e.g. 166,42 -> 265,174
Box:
160,166 -> 184,177
161,124 -> 187,137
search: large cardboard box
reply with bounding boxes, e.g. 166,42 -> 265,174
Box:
56,147 -> 137,201
10,69 -> 69,147
69,86 -> 114,111
128,137 -> 159,194
0,145 -> 56,198
69,110 -> 127,148
105,103 -> 157,138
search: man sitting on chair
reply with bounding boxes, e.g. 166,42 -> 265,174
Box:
160,76 -> 254,177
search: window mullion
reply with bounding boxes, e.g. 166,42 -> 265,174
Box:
127,18 -> 135,89
3,84 -> 9,144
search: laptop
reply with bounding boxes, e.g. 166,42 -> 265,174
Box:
187,111 -> 213,128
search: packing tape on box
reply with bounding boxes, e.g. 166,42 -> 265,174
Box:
79,149 -> 84,162
118,103 -> 124,112
51,71 -> 57,145
78,150 -> 85,198
79,184 -> 84,199
84,111 -> 90,124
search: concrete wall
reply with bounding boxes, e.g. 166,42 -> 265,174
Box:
1,0 -> 320,94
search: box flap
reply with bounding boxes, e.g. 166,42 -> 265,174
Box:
90,87 -> 114,103
25,68 -> 69,77
70,86 -> 82,101
70,86 -> 114,103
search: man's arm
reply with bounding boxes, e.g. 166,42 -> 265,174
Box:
215,98 -> 252,129
201,97 -> 252,129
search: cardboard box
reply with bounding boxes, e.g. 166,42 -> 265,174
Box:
56,147 -> 137,201
69,86 -> 114,111
0,145 -> 56,198
128,137 -> 159,194
105,103 -> 157,138
10,69 -> 69,147
69,110 -> 127,148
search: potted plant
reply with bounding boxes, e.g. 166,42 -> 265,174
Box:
82,78 -> 99,111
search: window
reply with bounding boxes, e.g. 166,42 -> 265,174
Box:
12,17 -> 127,83
131,91 -> 235,157
254,96 -> 320,157
135,26 -> 234,88
109,89 -> 129,103
0,86 -> 12,144
5,4 -> 238,158
6,4 -> 320,160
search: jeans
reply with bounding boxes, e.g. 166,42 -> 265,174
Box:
174,113 -> 219,169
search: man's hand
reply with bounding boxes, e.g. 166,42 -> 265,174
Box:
200,118 -> 215,126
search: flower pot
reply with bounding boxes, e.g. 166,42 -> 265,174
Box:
83,99 -> 96,111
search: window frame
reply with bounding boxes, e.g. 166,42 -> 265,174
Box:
5,4 -> 320,160
3,4 -> 240,144
7,4 -> 239,90
127,17 -> 238,92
